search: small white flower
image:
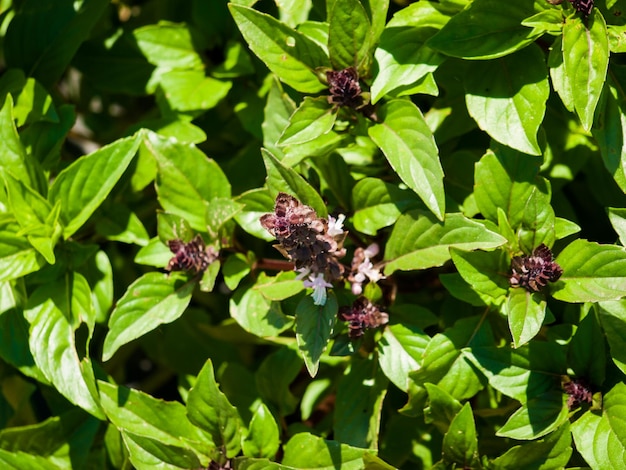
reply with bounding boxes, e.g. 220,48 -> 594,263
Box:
363,243 -> 380,258
295,266 -> 311,280
303,273 -> 333,305
359,258 -> 384,283
327,214 -> 346,237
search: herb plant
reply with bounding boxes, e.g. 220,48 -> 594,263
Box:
0,0 -> 625,469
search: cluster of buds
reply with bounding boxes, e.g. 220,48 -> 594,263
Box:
510,244 -> 563,293
546,0 -> 593,17
339,297 -> 389,339
260,193 -> 347,305
326,67 -> 364,110
348,243 -> 385,295
562,377 -> 593,410
165,234 -> 218,275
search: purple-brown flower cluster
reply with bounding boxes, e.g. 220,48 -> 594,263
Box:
339,297 -> 389,338
510,244 -> 563,293
260,193 -> 347,305
166,234 -> 218,275
563,377 -> 593,410
569,0 -> 593,16
326,67 -> 364,109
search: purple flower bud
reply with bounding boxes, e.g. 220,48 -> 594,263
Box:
563,377 -> 593,410
326,67 -> 364,109
568,0 -> 593,17
339,297 -> 389,339
510,244 -> 563,292
166,235 -> 218,274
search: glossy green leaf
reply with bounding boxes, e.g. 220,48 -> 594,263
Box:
368,99 -> 445,220
371,2 -> 447,103
4,0 -> 109,87
596,300 -> 626,375
256,347 -> 302,417
159,70 -> 232,112
24,274 -> 104,418
234,188 -> 276,241
492,422 -> 572,470
496,391 -> 568,440
206,197 -> 244,241
352,178 -> 423,235
442,403 -> 479,468
144,132 -> 231,231
102,272 -> 196,361
609,207 -> 626,246
278,97 -> 336,146
187,359 -> 243,458
505,288 -> 547,348
0,95 -> 44,192
295,293 -> 338,377
384,211 -> 506,274
98,380 -> 212,461
426,0 -> 540,59
450,248 -> 509,303
569,307 -> 606,385
122,431 -> 202,470
549,36 -> 574,112
230,283 -> 293,337
378,323 -> 429,392
328,0 -> 372,75
0,449 -> 62,469
222,253 -> 251,291
468,342 -> 565,403
13,77 -> 58,126
562,10 -> 609,131
229,4 -> 329,93
362,453 -> 397,470
242,403 -> 280,459
571,382 -> 626,469
593,65 -> 626,193
95,204 -> 150,247
0,223 -> 47,282
552,239 -> 626,302
261,149 -> 328,217
133,22 -> 203,69
464,45 -> 549,155
253,271 -> 304,301
262,78 -> 296,159
423,383 -> 463,434
282,432 -> 367,469
334,357 -> 388,449
48,132 -> 142,238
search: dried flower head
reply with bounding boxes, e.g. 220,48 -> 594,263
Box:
510,244 -> 563,292
166,234 -> 218,274
327,67 -> 364,109
568,0 -> 593,17
563,377 -> 593,410
339,297 -> 389,339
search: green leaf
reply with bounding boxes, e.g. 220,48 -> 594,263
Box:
222,253 -> 251,291
24,274 -> 104,418
133,22 -> 203,69
334,357 -> 388,449
230,283 -> 293,337
352,178 -> 423,235
496,391 -> 568,440
368,99 -> 445,220
261,148 -> 328,217
234,188 -> 276,241
278,97 -> 336,146
552,239 -> 626,302
468,342 -> 565,403
464,45 -> 549,155
242,403 -> 280,459
282,432 -> 367,469
0,222 -> 47,282
121,431 -> 202,470
262,78 -> 296,159
562,10 -> 609,131
256,347 -> 302,417
253,271 -> 304,301
102,272 -> 196,362
328,0 -> 372,75
98,381 -> 211,461
0,95 -> 44,192
377,323 -> 429,392
423,384 -> 463,434
13,77 -> 58,126
229,4 -> 329,93
593,65 -> 626,193
371,2 -> 447,103
295,293 -> 338,377
571,382 -> 626,469
450,248 -> 509,303
384,211 -> 506,274
94,203 -> 150,247
159,70 -> 232,112
48,132 -> 142,238
206,197 -> 244,241
492,422 -> 572,470
144,131 -> 231,232
4,0 -> 109,87
609,207 -> 626,246
442,403 -> 479,468
187,359 -> 243,459
505,288 -> 547,348
569,307 -> 606,385
426,0 -> 540,59
596,300 -> 626,375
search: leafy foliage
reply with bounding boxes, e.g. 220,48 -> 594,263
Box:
0,0 -> 624,468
